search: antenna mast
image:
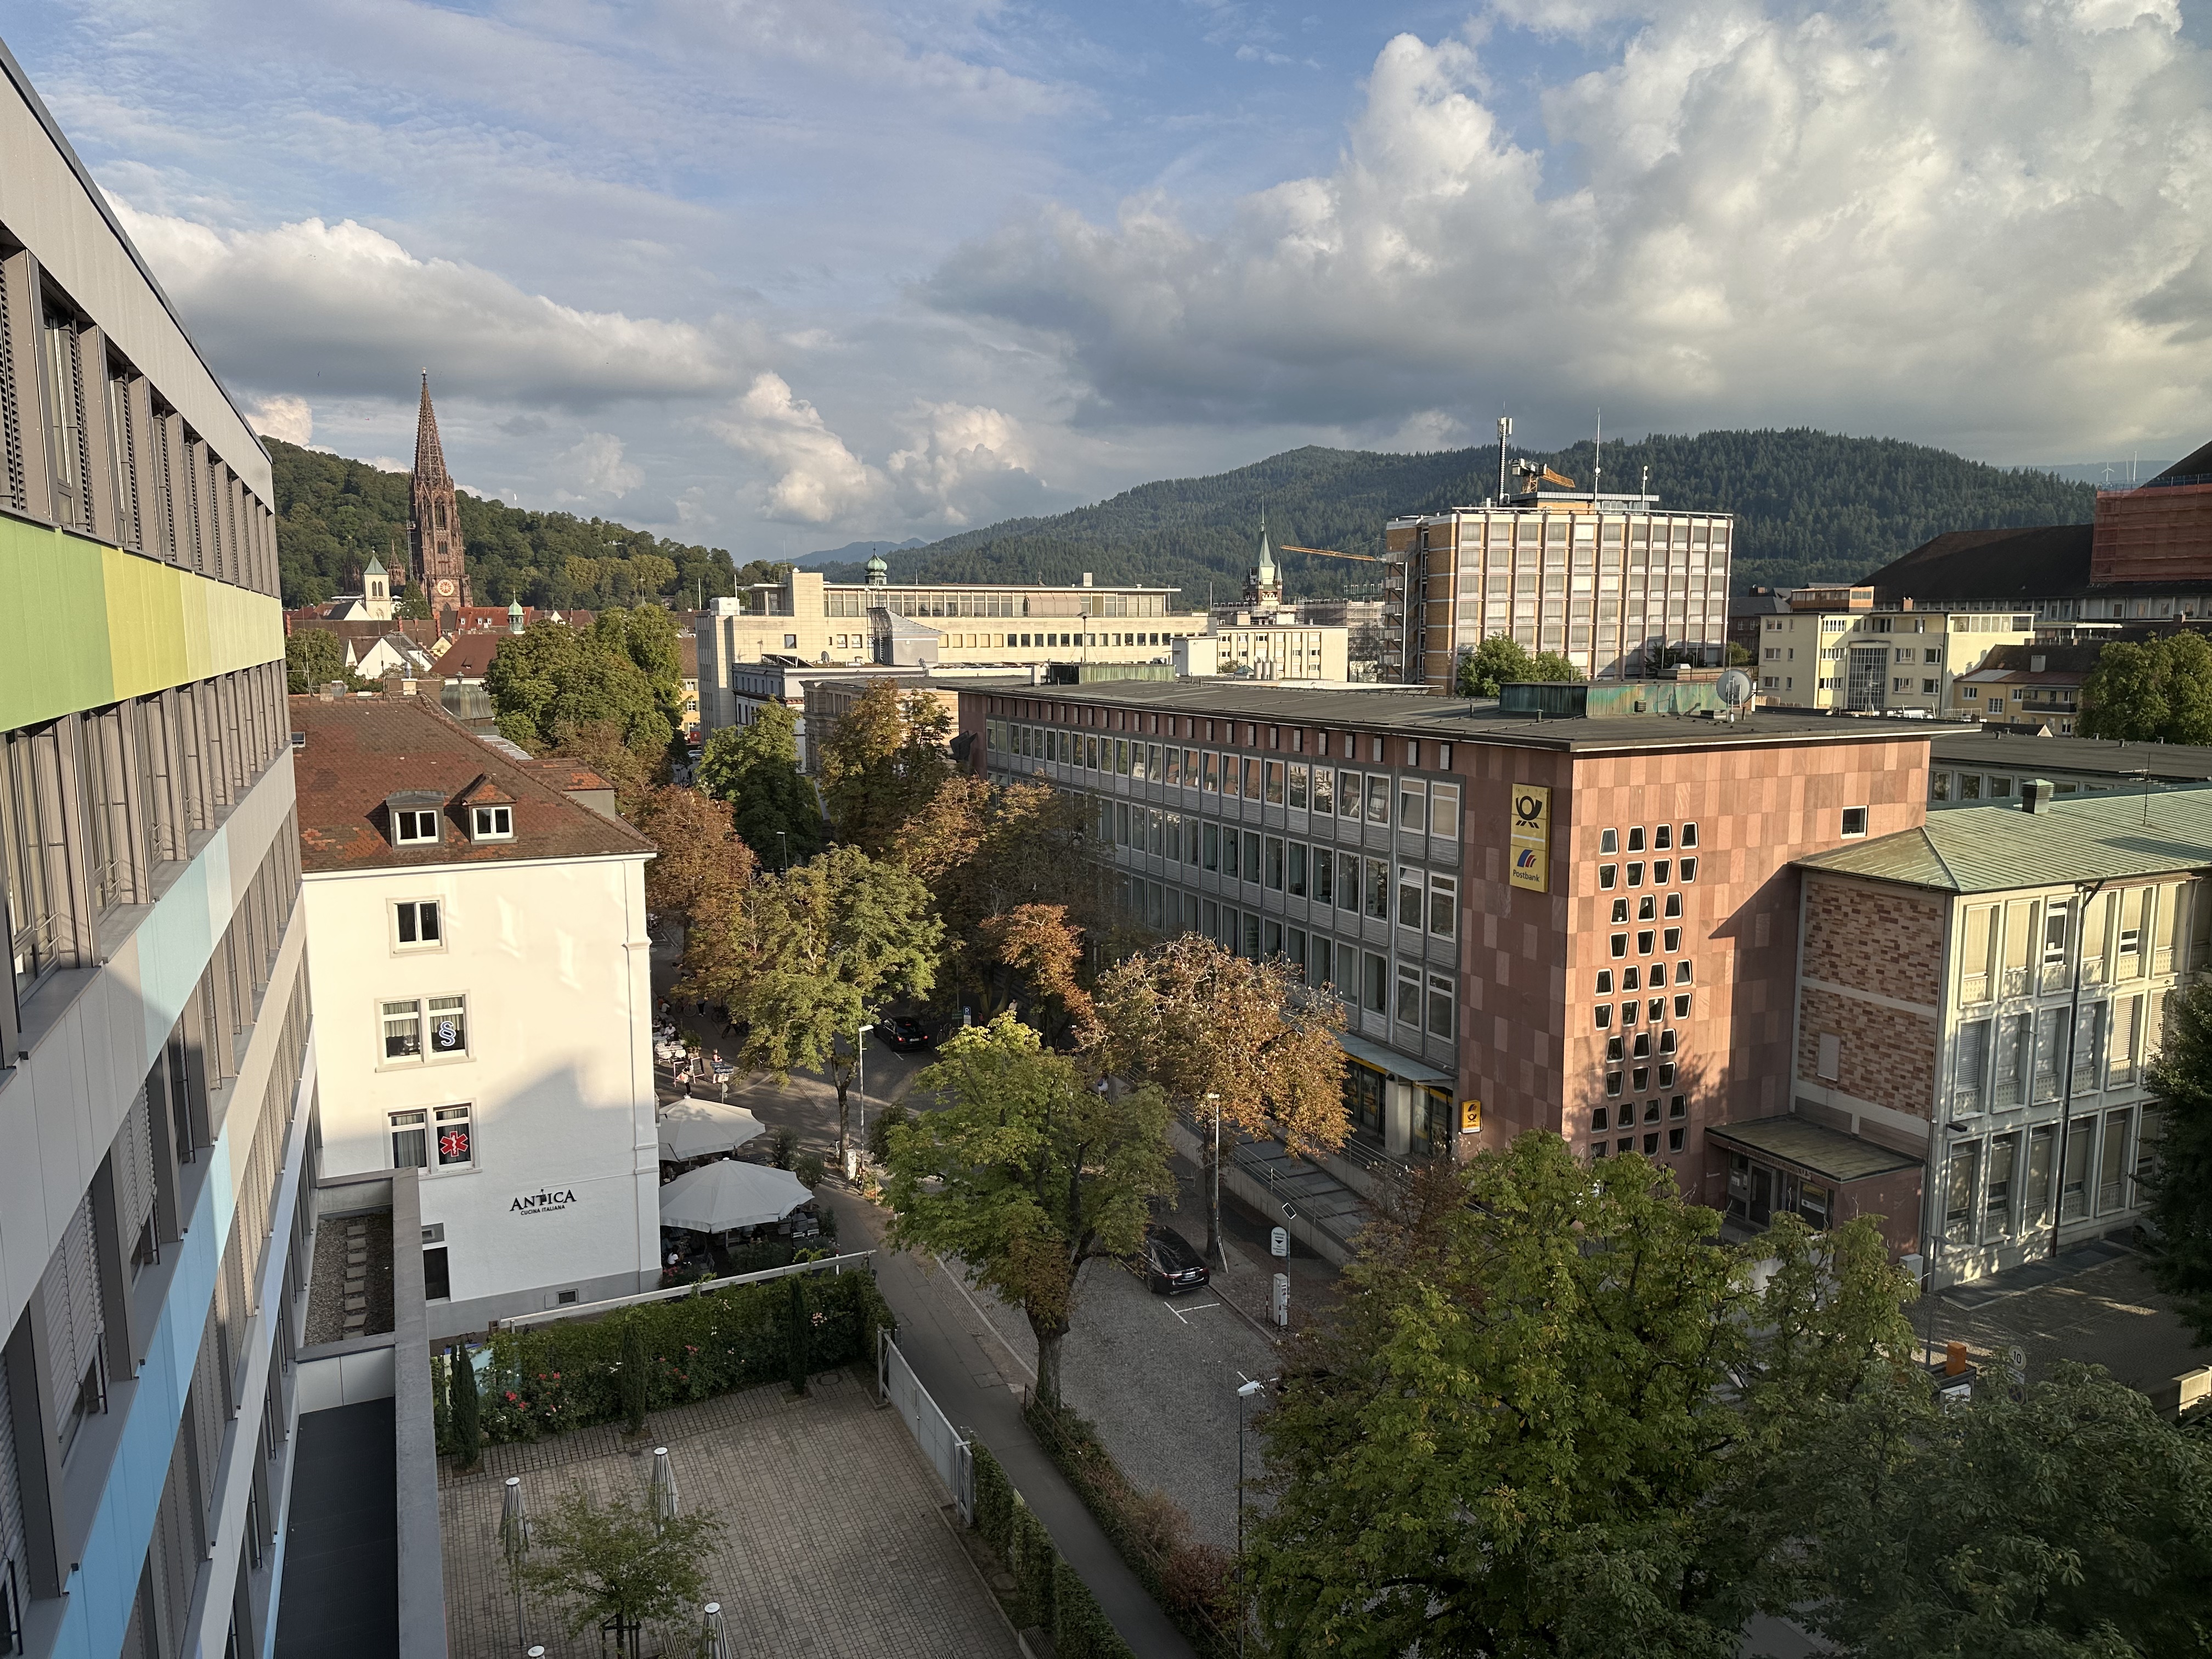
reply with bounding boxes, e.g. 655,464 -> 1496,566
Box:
1594,408 -> 1602,498
1497,414 -> 1513,503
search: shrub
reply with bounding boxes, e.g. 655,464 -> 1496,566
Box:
793,1152 -> 825,1189
432,1351 -> 452,1453
1053,1557 -> 1137,1659
1010,1501 -> 1057,1630
770,1127 -> 799,1169
973,1441 -> 1017,1558
786,1276 -> 810,1395
619,1315 -> 650,1433
472,1269 -> 893,1446
866,1103 -> 912,1163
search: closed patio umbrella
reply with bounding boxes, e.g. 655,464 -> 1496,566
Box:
657,1161 -> 812,1234
656,1096 -> 766,1163
648,1445 -> 678,1527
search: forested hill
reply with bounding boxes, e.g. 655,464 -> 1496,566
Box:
827,430 -> 2096,599
266,438 -> 780,613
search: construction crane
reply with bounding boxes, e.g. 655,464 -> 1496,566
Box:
1280,544 -> 1383,563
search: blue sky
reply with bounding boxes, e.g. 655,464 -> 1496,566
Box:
9,0 -> 2212,557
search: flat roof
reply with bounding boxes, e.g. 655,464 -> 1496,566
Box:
1931,732 -> 2212,783
971,679 -> 1971,755
1799,783 -> 2212,892
1706,1115 -> 1921,1184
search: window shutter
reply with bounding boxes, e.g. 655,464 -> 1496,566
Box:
0,1349 -> 24,1612
37,1197 -> 104,1430
113,1084 -> 157,1251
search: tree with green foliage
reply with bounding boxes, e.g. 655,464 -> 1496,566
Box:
516,1487 -> 724,1659
695,703 -> 822,867
884,1016 -> 1174,1405
1091,935 -> 1345,1265
283,629 -> 371,693
819,680 -> 955,855
397,583 -> 431,620
2146,977 -> 2212,1342
1774,1359 -> 2212,1659
688,844 -> 941,1160
1246,1135 -> 1919,1657
485,617 -> 672,758
1454,633 -> 1582,697
448,1344 -> 482,1469
592,605 -> 687,759
2080,633 -> 2212,744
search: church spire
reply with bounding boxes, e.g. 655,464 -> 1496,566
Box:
414,370 -> 450,485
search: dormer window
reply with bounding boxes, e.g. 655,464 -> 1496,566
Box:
393,809 -> 441,845
471,805 -> 514,841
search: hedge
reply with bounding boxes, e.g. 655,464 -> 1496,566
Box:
969,1440 -> 1135,1659
443,1268 -> 894,1450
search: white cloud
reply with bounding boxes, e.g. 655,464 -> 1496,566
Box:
712,373 -> 888,524
886,402 -> 1051,526
928,3 -> 2212,456
117,207 -> 742,409
247,393 -> 313,444
555,432 -> 645,500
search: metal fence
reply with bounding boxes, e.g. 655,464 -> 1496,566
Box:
878,1330 -> 973,1525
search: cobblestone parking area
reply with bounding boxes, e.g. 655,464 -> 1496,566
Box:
439,1368 -> 1021,1659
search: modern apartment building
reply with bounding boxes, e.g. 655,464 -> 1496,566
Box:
1791,785 -> 2210,1283
1173,620 -> 1350,682
1381,490 -> 1734,692
1752,586 -> 2035,714
1,37 -> 319,1658
965,679 -> 1957,1242
291,694 -> 660,1339
696,566 -> 1209,736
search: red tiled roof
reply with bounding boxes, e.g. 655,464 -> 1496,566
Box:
436,633 -> 505,680
290,694 -> 651,872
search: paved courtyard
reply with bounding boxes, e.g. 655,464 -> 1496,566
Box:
439,1368 -> 1021,1659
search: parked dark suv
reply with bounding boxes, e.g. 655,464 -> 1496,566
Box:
873,1016 -> 933,1053
1138,1225 -> 1210,1295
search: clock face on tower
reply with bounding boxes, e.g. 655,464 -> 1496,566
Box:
435,578 -> 457,598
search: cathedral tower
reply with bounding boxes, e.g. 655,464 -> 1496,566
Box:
409,371 -> 472,607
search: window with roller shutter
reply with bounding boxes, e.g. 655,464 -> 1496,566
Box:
1,1352 -> 26,1655
38,1197 -> 105,1455
112,1084 -> 159,1273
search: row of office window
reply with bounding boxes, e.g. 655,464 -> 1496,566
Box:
986,701 -> 1455,770
1122,880 -> 1456,1042
1948,990 -> 2166,1110
0,243 -> 278,595
1592,1096 -> 1691,1160
1,661 -> 290,1042
1939,1109 -> 2148,1248
1953,884 -> 2196,1008
1106,802 -> 1459,935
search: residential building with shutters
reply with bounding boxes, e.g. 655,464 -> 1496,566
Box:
290,693 -> 661,1338
1790,782 -> 2211,1286
963,678 -> 1957,1260
0,35 -> 410,1659
1749,585 -> 2036,715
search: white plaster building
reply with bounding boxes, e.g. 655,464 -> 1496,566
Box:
291,692 -> 659,1339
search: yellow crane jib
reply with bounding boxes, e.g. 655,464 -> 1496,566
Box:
1540,466 -> 1577,489
1280,544 -> 1384,562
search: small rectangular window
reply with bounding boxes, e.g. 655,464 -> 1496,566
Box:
1595,969 -> 1613,994
1600,828 -> 1618,854
1653,825 -> 1672,850
1638,930 -> 1655,955
422,1246 -> 451,1301
1599,864 -> 1618,889
1627,827 -> 1646,852
470,804 -> 513,840
1606,1070 -> 1623,1097
1595,1005 -> 1612,1029
1664,893 -> 1681,918
1679,857 -> 1697,883
1365,775 -> 1390,826
434,1103 -> 474,1167
1652,859 -> 1670,884
1428,872 -> 1457,936
1668,1127 -> 1685,1153
1626,862 -> 1644,887
393,808 -> 441,845
1592,1107 -> 1609,1131
1611,933 -> 1628,958
1663,927 -> 1681,951
394,899 -> 443,950
1842,806 -> 1869,837
390,1109 -> 428,1169
1680,823 -> 1697,848
1674,993 -> 1691,1018
1429,781 -> 1460,838
382,998 -> 425,1061
427,994 -> 469,1057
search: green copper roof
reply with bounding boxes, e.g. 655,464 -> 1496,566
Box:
1799,783 -> 2212,893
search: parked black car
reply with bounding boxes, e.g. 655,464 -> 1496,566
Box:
1138,1225 -> 1210,1295
874,1016 -> 934,1053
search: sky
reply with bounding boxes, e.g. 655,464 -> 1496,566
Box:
9,0 -> 2212,558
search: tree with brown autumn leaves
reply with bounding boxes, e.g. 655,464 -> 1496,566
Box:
1090,934 -> 1347,1265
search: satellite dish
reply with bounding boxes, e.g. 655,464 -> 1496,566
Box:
1717,669 -> 1753,710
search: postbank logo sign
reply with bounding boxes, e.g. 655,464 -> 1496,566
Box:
1508,785 -> 1551,893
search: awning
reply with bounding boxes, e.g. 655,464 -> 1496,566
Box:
1706,1115 -> 1921,1185
658,1161 -> 813,1233
656,1096 -> 766,1163
1335,1030 -> 1453,1087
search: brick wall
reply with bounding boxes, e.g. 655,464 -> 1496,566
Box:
1801,872 -> 1945,1006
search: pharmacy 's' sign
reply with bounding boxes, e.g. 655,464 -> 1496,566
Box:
1508,785 -> 1551,893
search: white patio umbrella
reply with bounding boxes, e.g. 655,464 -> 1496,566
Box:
648,1445 -> 679,1527
655,1096 -> 766,1163
657,1161 -> 812,1234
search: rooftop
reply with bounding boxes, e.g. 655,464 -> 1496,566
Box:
977,678 -> 1971,754
1931,731 -> 2212,783
1799,783 -> 2212,892
290,693 -> 652,873
1860,523 -> 2095,603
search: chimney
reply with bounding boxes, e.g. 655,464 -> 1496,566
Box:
1081,572 -> 1093,588
2030,653 -> 2046,673
2021,778 -> 2054,813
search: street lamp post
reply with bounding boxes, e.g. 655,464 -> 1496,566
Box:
776,830 -> 788,874
1205,1092 -> 1226,1270
1235,1378 -> 1264,1657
